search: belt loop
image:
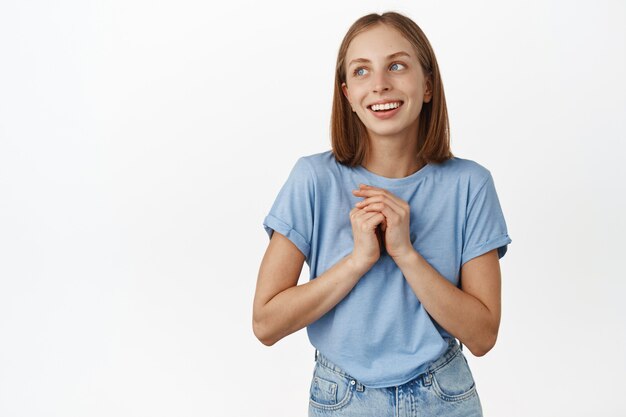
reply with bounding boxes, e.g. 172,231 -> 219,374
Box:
423,372 -> 432,386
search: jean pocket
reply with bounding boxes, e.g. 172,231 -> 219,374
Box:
431,351 -> 477,402
309,362 -> 355,411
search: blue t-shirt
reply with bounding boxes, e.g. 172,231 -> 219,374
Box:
262,150 -> 511,388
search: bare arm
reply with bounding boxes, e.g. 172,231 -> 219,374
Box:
351,184 -> 502,356
393,248 -> 502,357
252,231 -> 373,346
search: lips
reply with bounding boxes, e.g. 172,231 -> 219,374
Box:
367,100 -> 404,111
366,100 -> 404,120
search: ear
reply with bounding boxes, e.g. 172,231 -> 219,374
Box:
341,82 -> 356,112
423,75 -> 433,103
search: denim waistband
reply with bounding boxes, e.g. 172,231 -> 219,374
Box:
314,338 -> 460,385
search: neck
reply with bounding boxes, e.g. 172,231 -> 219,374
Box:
362,126 -> 424,179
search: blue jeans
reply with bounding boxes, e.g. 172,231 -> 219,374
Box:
308,339 -> 483,417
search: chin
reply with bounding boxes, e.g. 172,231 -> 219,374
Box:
365,126 -> 409,138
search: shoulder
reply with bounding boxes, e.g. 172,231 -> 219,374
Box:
288,150 -> 331,175
298,150 -> 335,169
432,156 -> 492,186
283,150 -> 337,190
296,149 -> 342,179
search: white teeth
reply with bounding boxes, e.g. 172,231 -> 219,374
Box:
371,102 -> 401,111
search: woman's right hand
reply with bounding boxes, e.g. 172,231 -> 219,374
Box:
349,205 -> 385,269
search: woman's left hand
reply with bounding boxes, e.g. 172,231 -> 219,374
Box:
352,184 -> 415,260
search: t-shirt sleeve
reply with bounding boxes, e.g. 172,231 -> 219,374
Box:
262,157 -> 315,261
461,172 -> 512,266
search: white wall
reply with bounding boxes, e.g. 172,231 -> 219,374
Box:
1,1 -> 624,416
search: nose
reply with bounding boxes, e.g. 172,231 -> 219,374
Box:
372,71 -> 391,93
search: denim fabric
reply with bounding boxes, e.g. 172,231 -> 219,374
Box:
308,339 -> 482,417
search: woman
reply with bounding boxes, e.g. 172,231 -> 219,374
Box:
253,11 -> 511,416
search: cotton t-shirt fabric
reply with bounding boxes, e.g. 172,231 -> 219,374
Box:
262,150 -> 512,388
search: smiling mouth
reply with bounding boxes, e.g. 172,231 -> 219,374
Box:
368,101 -> 404,112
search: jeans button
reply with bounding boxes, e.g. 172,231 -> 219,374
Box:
350,380 -> 356,385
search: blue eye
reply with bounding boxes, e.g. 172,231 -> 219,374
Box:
353,63 -> 405,77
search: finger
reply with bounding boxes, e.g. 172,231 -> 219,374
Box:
352,211 -> 385,232
353,188 -> 407,213
354,209 -> 382,223
350,207 -> 374,225
358,198 -> 405,219
363,212 -> 385,229
350,206 -> 374,220
360,202 -> 387,213
357,201 -> 398,225
370,204 -> 400,226
356,195 -> 404,214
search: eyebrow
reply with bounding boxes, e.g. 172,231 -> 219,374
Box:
348,51 -> 411,68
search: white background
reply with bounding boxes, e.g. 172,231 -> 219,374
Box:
1,1 -> 624,416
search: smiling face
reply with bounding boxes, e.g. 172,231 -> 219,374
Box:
341,23 -> 432,141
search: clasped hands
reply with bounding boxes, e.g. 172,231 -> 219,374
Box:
350,183 -> 415,264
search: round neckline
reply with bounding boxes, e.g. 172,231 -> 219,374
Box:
353,161 -> 434,187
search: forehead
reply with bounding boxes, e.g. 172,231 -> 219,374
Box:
345,24 -> 414,64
